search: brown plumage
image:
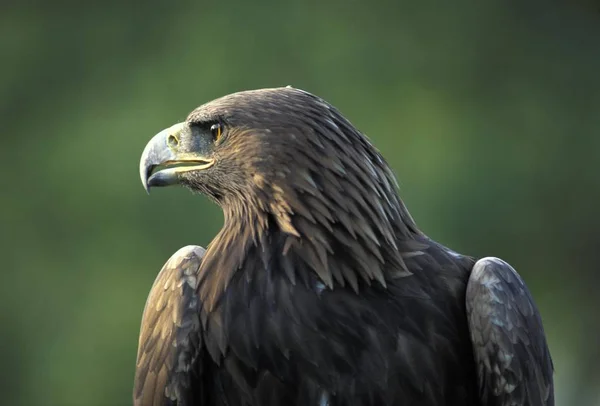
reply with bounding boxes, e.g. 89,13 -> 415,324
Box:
135,87 -> 554,406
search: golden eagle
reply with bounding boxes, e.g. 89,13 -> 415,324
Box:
135,87 -> 554,406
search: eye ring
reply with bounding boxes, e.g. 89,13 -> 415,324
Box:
210,123 -> 223,141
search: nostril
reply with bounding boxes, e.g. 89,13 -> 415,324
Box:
167,134 -> 179,149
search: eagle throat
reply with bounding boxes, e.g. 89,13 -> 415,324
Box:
197,167 -> 418,313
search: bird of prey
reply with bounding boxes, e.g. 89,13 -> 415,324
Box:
136,87 -> 554,406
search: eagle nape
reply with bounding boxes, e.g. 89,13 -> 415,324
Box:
134,86 -> 554,406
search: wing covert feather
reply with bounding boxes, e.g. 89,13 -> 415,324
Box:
133,245 -> 206,406
466,257 -> 554,406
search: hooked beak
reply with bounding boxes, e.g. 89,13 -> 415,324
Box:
139,122 -> 215,193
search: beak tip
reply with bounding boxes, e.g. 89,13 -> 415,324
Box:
140,171 -> 151,194
141,169 -> 152,194
140,156 -> 154,195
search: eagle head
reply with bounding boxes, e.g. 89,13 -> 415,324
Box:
140,87 -> 417,290
140,87 -> 369,202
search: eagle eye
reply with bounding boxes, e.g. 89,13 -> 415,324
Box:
210,123 -> 223,141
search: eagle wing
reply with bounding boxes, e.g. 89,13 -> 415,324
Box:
133,245 -> 206,406
466,257 -> 554,406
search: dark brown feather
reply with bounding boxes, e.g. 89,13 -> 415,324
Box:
134,246 -> 205,406
135,87 -> 554,406
466,257 -> 554,406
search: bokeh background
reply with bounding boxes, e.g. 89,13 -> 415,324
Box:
2,1 -> 599,405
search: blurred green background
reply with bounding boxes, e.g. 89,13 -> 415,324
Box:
2,1 -> 599,405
